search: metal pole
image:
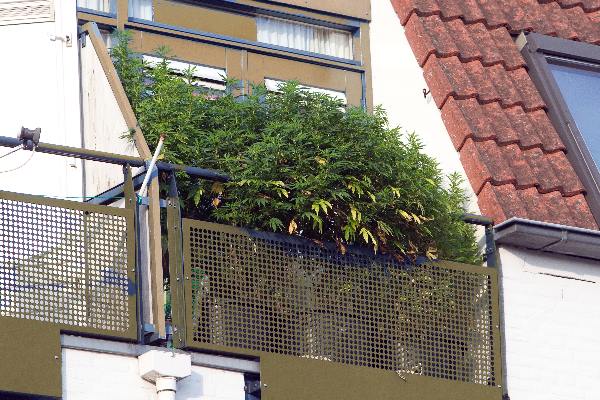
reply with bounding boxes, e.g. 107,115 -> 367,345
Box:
0,135 -> 229,182
139,134 -> 165,198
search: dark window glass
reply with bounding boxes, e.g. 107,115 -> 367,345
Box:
548,58 -> 600,167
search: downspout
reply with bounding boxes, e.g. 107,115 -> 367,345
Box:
138,350 -> 191,400
462,214 -> 509,399
156,376 -> 178,400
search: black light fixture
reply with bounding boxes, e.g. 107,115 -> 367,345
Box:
18,127 -> 41,150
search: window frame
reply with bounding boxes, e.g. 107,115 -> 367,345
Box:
264,78 -> 347,104
520,32 -> 600,221
256,14 -> 354,60
142,54 -> 227,91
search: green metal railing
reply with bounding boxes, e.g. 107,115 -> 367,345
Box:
168,208 -> 503,399
0,190 -> 138,339
0,180 -> 138,398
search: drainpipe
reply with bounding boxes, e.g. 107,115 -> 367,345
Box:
462,213 -> 496,267
156,376 -> 178,400
138,350 -> 191,399
462,213 -> 509,399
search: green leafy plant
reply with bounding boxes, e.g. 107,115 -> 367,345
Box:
111,31 -> 481,264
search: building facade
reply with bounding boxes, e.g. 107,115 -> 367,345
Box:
3,1 -> 600,400
374,1 -> 600,399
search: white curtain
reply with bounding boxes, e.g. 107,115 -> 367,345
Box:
77,0 -> 115,13
129,0 -> 153,20
257,16 -> 352,60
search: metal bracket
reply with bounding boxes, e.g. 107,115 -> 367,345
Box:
244,375 -> 262,400
143,323 -> 162,344
136,196 -> 167,208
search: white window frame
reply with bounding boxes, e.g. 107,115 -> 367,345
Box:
129,0 -> 153,20
143,55 -> 227,91
265,78 -> 347,104
0,0 -> 55,25
257,15 -> 354,60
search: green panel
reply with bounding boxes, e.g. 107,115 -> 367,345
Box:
0,190 -> 137,340
0,319 -> 61,398
179,219 -> 503,398
261,353 -> 501,400
0,189 -> 139,397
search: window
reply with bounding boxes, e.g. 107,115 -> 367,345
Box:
77,0 -> 115,14
265,78 -> 347,104
99,29 -> 114,49
547,59 -> 600,168
257,16 -> 353,60
0,0 -> 54,25
143,55 -> 226,91
520,32 -> 600,219
129,0 -> 152,20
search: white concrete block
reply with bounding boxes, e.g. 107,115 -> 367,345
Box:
138,349 -> 192,382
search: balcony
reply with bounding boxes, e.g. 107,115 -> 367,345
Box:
0,142 -> 502,399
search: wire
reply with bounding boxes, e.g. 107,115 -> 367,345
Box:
0,146 -> 36,174
0,144 -> 23,160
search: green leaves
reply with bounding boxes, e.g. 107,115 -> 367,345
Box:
311,199 -> 332,216
112,32 -> 481,264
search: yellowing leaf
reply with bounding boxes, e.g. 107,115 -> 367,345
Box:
212,197 -> 221,207
315,156 -> 327,165
288,219 -> 298,234
398,209 -> 412,221
211,182 -> 224,194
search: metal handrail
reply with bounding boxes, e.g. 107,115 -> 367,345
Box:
0,135 -> 230,182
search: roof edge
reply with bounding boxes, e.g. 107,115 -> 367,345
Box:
495,217 -> 600,261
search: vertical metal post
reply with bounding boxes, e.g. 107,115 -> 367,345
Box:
124,164 -> 144,343
83,209 -> 91,327
167,172 -> 187,348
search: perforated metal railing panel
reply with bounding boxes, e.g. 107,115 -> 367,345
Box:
182,220 -> 500,387
0,191 -> 136,339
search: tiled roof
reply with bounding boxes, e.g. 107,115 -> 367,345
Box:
391,0 -> 600,229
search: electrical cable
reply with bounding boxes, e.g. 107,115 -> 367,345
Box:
0,144 -> 23,160
0,146 -> 36,174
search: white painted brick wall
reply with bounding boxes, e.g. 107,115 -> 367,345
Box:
500,246 -> 600,400
62,349 -> 246,400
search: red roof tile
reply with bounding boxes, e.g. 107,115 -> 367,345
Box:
391,0 -> 600,229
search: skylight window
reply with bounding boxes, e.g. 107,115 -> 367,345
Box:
520,32 -> 600,220
257,16 -> 353,60
546,58 -> 600,168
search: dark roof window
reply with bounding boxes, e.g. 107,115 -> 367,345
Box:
520,33 -> 600,223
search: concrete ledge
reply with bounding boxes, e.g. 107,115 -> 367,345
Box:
494,218 -> 600,260
61,335 -> 260,374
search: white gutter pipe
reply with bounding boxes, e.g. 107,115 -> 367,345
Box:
138,350 -> 191,400
138,134 -> 165,198
156,376 -> 178,400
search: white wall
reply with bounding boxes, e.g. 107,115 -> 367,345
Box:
63,348 -> 247,400
0,0 -> 82,199
369,0 -> 479,214
499,246 -> 600,400
80,35 -> 141,197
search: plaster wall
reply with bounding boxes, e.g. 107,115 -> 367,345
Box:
0,1 -> 82,199
369,0 -> 479,214
499,246 -> 600,400
79,33 -> 140,197
62,348 -> 246,400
